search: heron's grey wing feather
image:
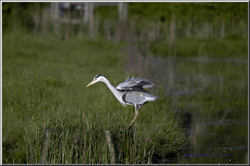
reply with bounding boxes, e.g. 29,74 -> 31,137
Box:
118,86 -> 143,91
116,78 -> 154,90
135,80 -> 154,88
124,91 -> 159,106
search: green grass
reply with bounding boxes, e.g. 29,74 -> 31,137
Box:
2,33 -> 186,164
148,35 -> 248,58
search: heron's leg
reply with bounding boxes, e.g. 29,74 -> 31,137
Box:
128,108 -> 139,128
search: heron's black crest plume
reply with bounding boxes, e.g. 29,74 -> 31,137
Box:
95,75 -> 109,79
94,75 -> 101,78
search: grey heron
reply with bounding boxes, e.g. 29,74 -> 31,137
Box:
86,75 -> 159,128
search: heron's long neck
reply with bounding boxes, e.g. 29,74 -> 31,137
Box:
102,78 -> 124,103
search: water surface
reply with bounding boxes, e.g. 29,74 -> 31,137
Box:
152,56 -> 248,164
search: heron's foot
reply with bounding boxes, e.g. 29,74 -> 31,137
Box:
127,121 -> 134,129
127,109 -> 139,129
127,122 -> 134,129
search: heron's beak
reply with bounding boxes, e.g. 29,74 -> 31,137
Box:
86,80 -> 95,88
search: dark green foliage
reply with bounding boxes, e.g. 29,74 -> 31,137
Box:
128,2 -> 247,24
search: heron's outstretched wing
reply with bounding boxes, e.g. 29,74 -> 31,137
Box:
116,77 -> 154,90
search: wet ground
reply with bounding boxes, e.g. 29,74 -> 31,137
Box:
152,57 -> 248,164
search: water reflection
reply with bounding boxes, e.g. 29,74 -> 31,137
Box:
152,57 -> 248,164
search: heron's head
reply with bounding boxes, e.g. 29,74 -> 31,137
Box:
86,75 -> 107,87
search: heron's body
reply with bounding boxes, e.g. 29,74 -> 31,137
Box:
123,90 -> 158,109
86,75 -> 159,128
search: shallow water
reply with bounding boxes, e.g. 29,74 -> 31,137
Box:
152,56 -> 248,164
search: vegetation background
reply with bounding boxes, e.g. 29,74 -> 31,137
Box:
2,2 -> 248,164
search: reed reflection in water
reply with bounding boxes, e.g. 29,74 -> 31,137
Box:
152,57 -> 248,164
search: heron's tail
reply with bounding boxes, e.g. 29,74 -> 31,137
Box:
145,94 -> 159,101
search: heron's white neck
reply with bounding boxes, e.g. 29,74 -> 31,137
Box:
101,77 -> 125,105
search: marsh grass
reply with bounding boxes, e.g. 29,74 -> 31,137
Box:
148,36 -> 247,58
3,33 -> 186,164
